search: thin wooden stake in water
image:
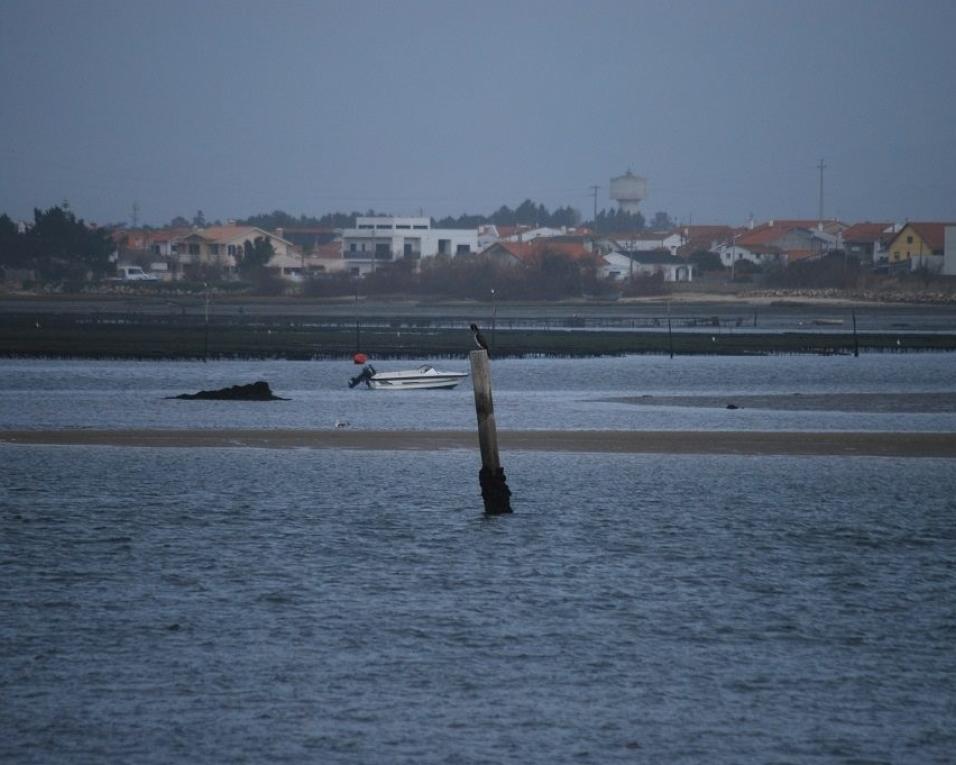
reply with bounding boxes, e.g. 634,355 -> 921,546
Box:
667,301 -> 674,359
469,349 -> 512,514
852,309 -> 859,357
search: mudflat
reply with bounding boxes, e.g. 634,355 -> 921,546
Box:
2,429 -> 956,457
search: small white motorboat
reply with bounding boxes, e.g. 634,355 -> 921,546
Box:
348,364 -> 468,391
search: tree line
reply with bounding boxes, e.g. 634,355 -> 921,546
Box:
229,200 -> 664,234
0,207 -> 114,288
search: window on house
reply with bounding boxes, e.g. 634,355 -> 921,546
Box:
209,244 -> 219,255
188,244 -> 200,255
456,244 -> 471,255
906,236 -> 913,244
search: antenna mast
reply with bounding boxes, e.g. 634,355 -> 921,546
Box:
588,185 -> 601,222
817,158 -> 827,223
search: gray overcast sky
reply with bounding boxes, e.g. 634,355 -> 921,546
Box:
2,0 -> 955,227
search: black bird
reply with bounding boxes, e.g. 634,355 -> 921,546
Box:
470,323 -> 490,353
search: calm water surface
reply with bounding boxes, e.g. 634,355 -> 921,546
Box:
2,354 -> 956,432
2,445 -> 955,764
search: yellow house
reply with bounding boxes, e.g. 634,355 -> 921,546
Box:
886,222 -> 949,263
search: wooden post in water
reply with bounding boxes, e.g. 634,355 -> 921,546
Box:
469,349 -> 512,514
666,301 -> 674,359
852,309 -> 859,357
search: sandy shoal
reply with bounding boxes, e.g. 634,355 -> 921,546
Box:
2,429 -> 956,457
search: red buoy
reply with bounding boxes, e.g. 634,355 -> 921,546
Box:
353,353 -> 368,365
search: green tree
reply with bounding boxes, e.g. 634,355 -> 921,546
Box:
688,250 -> 724,272
26,206 -> 114,284
237,237 -> 275,276
0,213 -> 25,270
650,211 -> 673,229
591,208 -> 645,234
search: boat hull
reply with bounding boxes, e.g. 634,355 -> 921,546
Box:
368,374 -> 467,391
357,364 -> 468,391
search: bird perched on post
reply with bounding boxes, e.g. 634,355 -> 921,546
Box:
470,323 -> 490,354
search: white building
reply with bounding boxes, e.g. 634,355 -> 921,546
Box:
611,231 -> 683,255
601,251 -> 693,282
715,243 -> 787,268
944,225 -> 956,276
341,216 -> 478,275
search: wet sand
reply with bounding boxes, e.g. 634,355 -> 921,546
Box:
2,429 -> 956,457
602,392 -> 956,413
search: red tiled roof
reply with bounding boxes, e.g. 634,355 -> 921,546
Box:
735,224 -> 802,247
842,222 -> 892,242
489,240 -> 596,265
893,222 -> 956,252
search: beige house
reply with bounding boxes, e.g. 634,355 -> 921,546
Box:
174,226 -> 299,279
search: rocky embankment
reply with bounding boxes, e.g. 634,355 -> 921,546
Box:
749,287 -> 956,305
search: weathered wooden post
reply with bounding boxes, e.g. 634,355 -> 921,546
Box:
852,309 -> 859,357
666,302 -> 674,359
469,349 -> 512,514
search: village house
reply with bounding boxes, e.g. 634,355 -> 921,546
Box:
841,222 -> 896,266
482,239 -> 596,268
715,241 -> 787,269
173,225 -> 299,280
675,225 -> 735,258
600,250 -> 694,282
482,237 -> 601,280
608,230 -> 683,255
340,216 -> 478,275
885,222 -> 954,272
717,220 -> 841,268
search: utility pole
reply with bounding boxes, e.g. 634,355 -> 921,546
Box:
588,185 -> 601,223
817,158 -> 827,224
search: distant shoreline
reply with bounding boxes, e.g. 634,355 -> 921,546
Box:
3,429 -> 955,457
3,293 -> 956,359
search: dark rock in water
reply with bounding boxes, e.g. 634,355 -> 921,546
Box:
726,403 -> 739,410
169,381 -> 288,401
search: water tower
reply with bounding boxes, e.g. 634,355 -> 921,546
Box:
609,170 -> 647,214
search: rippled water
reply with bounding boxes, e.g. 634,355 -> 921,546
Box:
2,353 -> 956,432
3,355 -> 956,762
2,445 -> 955,763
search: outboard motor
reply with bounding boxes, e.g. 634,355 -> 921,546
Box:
348,365 -> 376,389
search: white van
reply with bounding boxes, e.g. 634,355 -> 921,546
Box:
114,265 -> 159,281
